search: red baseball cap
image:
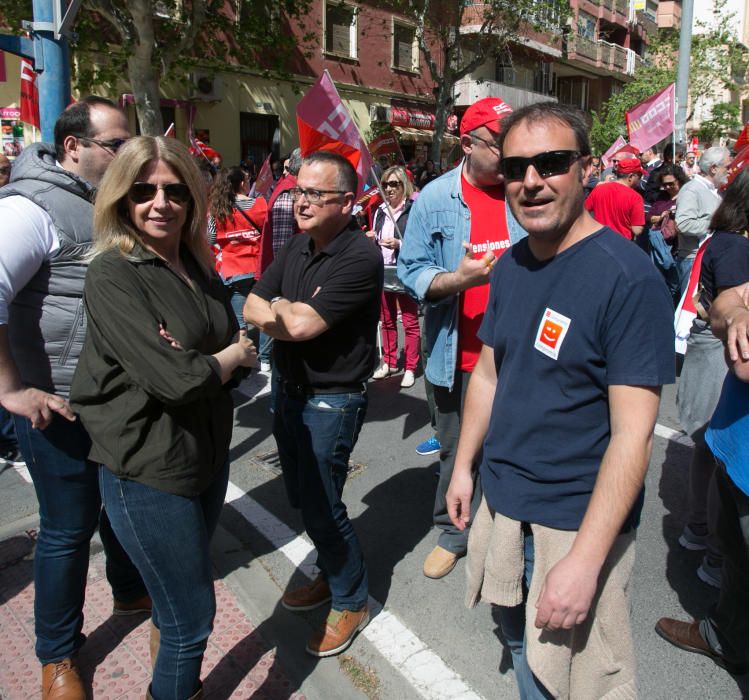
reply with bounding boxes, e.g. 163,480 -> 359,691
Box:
459,97 -> 513,136
613,145 -> 640,159
616,157 -> 646,175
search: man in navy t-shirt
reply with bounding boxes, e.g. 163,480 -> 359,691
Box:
446,103 -> 675,698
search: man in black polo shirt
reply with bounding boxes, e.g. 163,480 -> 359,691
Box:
245,151 -> 382,658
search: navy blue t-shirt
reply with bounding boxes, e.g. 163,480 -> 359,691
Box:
698,231 -> 749,313
478,227 -> 675,530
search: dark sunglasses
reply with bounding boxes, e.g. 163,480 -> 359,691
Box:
501,150 -> 583,181
128,182 -> 192,204
382,180 -> 403,189
0,166 -> 10,176
77,136 -> 129,153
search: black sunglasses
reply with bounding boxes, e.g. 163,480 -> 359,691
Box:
77,136 -> 129,153
128,182 -> 192,204
501,150 -> 583,181
382,180 -> 403,189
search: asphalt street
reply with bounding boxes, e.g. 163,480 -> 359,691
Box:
1,368 -> 748,699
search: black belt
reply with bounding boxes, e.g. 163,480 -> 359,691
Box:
280,380 -> 366,397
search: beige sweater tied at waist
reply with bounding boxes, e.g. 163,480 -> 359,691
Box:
465,497 -> 637,700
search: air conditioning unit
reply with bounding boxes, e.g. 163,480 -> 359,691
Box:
189,72 -> 224,101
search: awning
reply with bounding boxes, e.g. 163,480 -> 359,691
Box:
394,126 -> 459,147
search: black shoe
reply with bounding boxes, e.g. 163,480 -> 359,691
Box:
0,447 -> 25,467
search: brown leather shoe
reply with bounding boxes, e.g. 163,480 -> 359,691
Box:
113,593 -> 152,616
41,658 -> 85,700
655,618 -> 748,675
281,575 -> 332,611
305,607 -> 369,657
423,545 -> 460,579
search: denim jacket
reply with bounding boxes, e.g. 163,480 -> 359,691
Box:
397,162 -> 527,390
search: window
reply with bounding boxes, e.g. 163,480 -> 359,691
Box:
557,76 -> 589,111
577,12 -> 597,40
392,20 -> 418,71
325,1 -> 357,59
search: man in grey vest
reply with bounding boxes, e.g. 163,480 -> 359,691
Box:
0,97 -> 147,700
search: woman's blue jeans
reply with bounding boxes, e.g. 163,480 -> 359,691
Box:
99,462 -> 229,700
273,385 -> 369,611
14,414 -> 146,663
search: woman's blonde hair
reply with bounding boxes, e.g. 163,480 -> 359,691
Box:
92,136 -> 212,275
381,165 -> 413,200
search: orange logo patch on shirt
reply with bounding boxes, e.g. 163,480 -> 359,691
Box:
534,308 -> 571,360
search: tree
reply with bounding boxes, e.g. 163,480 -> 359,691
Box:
590,0 -> 748,153
378,0 -> 565,161
3,0 -> 312,135
698,102 -> 742,146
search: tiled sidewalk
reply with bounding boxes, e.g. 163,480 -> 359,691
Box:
0,530 -> 305,699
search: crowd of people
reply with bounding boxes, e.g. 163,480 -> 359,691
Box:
0,92 -> 747,700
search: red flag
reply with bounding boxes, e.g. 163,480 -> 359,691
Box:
724,144 -> 749,188
601,136 -> 627,168
296,71 -> 373,196
20,59 -> 40,129
626,83 -> 675,153
188,138 -> 220,161
674,237 -> 711,354
254,154 -> 273,198
734,124 -> 749,152
368,131 -> 400,159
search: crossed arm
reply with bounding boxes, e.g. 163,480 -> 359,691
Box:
446,344 -> 661,630
244,293 -> 329,342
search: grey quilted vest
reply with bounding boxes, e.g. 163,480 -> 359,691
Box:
0,143 -> 95,398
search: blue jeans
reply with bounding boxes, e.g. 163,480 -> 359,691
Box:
701,460 -> 749,666
14,414 -> 146,663
496,528 -> 554,700
273,384 -> 368,610
0,406 -> 17,450
225,274 -> 255,329
99,462 -> 229,700
258,331 -> 273,364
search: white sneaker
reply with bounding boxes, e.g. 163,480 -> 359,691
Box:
372,363 -> 393,380
400,370 -> 415,388
259,361 -> 271,373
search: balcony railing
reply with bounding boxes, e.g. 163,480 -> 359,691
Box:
572,35 -> 601,62
600,0 -> 615,12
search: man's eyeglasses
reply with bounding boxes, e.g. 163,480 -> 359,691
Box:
471,133 -> 501,154
290,187 -> 349,205
128,182 -> 192,204
501,150 -> 583,181
382,180 -> 403,189
76,136 -> 129,154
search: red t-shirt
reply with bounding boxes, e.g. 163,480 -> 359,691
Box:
457,174 -> 510,371
584,182 -> 645,240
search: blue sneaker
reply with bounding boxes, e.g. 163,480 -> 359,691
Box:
415,436 -> 440,456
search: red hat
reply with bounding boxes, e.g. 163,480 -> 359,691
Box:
459,97 -> 513,136
613,145 -> 640,159
616,157 -> 646,175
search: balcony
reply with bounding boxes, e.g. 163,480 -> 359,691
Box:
453,78 -> 557,109
570,34 -> 602,63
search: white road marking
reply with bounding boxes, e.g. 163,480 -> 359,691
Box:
13,464 -> 32,483
224,481 -> 484,700
654,423 -> 694,449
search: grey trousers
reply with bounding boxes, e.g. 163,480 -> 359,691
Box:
701,460 -> 749,666
433,370 -> 483,554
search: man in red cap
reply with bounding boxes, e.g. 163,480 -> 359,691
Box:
584,156 -> 646,240
398,96 -> 527,579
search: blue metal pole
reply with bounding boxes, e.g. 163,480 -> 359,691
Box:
32,0 -> 71,142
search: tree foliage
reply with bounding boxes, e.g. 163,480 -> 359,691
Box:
698,102 -> 741,145
379,0 -> 566,161
3,0 -> 312,135
591,0 -> 748,153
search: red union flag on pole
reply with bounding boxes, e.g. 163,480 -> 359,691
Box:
296,71 -> 373,196
368,131 -> 400,159
601,136 -> 628,168
254,154 -> 274,199
626,83 -> 675,152
20,59 -> 40,129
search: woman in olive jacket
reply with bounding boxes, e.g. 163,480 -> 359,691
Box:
71,137 -> 256,700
